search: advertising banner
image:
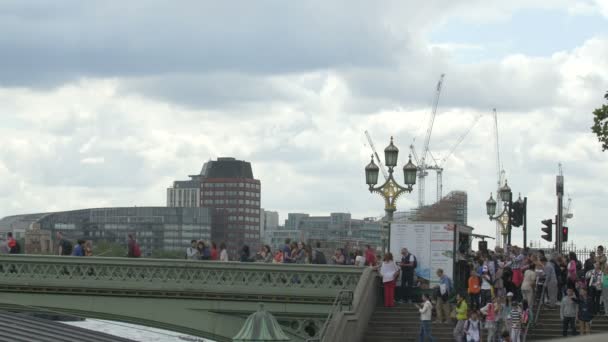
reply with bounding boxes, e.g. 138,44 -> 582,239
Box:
390,222 -> 455,287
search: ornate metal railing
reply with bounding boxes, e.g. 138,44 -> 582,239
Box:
0,255 -> 363,303
305,290 -> 354,342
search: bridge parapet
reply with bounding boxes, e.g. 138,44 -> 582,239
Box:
0,255 -> 363,303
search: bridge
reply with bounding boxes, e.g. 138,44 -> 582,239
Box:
0,255 -> 376,342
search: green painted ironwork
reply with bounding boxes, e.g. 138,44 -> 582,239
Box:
233,303 -> 290,341
0,255 -> 365,342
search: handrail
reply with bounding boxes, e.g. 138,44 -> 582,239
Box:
305,290 -> 354,342
523,280 -> 547,342
0,255 -> 363,302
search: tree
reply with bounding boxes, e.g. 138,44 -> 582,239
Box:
591,91 -> 608,151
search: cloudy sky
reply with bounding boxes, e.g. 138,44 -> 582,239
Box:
1,1 -> 607,248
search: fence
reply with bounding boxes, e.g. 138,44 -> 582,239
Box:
528,240 -> 598,261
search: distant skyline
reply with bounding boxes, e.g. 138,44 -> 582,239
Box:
1,1 -> 607,248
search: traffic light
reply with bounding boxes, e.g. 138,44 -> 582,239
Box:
562,226 -> 569,242
511,201 -> 523,227
541,218 -> 553,242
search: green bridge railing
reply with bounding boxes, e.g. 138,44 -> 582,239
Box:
0,255 -> 364,303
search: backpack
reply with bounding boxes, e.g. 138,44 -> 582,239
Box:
133,243 -> 142,257
61,240 -> 73,255
411,254 -> 418,269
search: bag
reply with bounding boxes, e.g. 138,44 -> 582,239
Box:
133,243 -> 142,257
412,254 -> 418,269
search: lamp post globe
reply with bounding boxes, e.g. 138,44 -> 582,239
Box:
486,193 -> 497,218
365,156 -> 380,186
384,137 -> 399,168
402,156 -> 417,186
500,180 -> 512,202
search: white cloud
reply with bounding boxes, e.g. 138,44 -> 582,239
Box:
0,1 -> 607,250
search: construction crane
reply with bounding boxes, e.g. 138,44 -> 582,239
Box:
411,74 -> 445,208
364,130 -> 389,181
493,108 -> 506,247
432,111 -> 485,201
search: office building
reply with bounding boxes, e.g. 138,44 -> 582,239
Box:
167,174 -> 201,207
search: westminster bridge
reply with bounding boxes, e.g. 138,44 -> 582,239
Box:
0,255 -> 377,342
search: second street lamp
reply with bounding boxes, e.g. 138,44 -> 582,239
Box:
365,137 -> 417,253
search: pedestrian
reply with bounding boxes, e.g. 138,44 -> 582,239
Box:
240,245 -> 253,262
567,252 -> 579,291
464,311 -> 482,342
72,239 -> 85,257
379,252 -> 400,307
416,293 -> 435,342
577,287 -> 592,335
399,248 -> 417,303
500,331 -> 511,342
7,232 -> 20,254
127,234 -> 141,258
84,241 -> 93,256
521,266 -> 536,310
0,238 -> 9,254
596,246 -> 607,272
509,301 -> 522,342
542,256 -> 558,307
294,242 -> 307,264
331,248 -> 345,265
480,296 -> 499,342
282,239 -> 292,263
584,252 -> 596,274
219,242 -> 229,261
311,242 -> 327,264
210,242 -> 218,260
435,268 -> 453,324
453,293 -> 468,342
365,245 -> 377,267
560,287 -> 578,337
480,266 -> 493,307
255,245 -> 273,263
186,240 -> 199,260
56,232 -> 73,256
468,270 -> 481,310
587,262 -> 603,314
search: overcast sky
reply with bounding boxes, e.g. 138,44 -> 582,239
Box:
1,1 -> 607,248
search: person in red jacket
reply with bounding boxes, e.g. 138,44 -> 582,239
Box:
365,245 -> 377,266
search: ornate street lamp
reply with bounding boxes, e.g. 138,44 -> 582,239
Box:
365,137 -> 416,253
486,179 -> 519,247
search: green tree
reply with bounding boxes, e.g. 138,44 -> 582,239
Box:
93,240 -> 127,257
591,91 -> 608,151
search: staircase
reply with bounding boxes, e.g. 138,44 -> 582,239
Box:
527,306 -> 608,341
363,303 -> 454,342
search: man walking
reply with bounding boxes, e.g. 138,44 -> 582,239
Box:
542,256 -> 558,307
436,268 -> 453,324
399,248 -> 417,303
56,232 -> 73,256
416,293 -> 435,342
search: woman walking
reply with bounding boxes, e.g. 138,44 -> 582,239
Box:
453,293 -> 468,342
379,253 -> 400,307
416,293 -> 435,342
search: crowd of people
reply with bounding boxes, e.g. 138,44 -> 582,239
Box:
378,244 -> 608,342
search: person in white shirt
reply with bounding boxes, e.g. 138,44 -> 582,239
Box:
219,242 -> 229,262
416,293 -> 436,342
379,252 -> 400,307
186,240 -> 199,260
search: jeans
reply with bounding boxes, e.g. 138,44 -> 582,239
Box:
480,289 -> 492,307
469,293 -> 480,309
562,316 -> 577,336
590,287 -> 602,315
546,281 -> 558,305
510,328 -> 521,342
419,320 -> 435,342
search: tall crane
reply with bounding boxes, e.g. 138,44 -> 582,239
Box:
493,108 -> 506,246
433,111 -> 485,201
563,196 -> 573,224
364,130 -> 389,181
411,74 -> 445,208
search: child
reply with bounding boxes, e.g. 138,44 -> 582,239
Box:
465,311 -> 482,342
510,301 -> 522,342
468,270 -> 481,310
480,297 -> 500,342
578,287 -> 593,335
560,287 -> 579,337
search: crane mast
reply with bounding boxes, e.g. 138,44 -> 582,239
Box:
364,130 -> 389,181
493,108 -> 506,247
417,74 -> 445,208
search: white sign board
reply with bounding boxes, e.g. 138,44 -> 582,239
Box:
390,222 -> 455,287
